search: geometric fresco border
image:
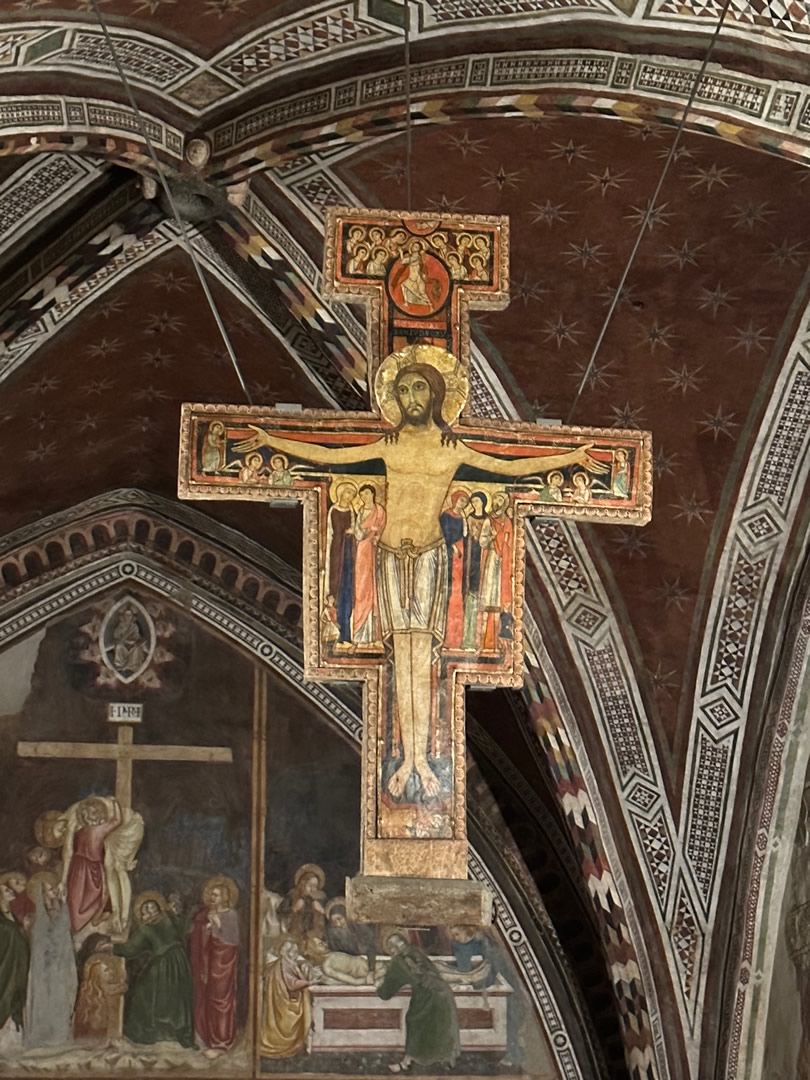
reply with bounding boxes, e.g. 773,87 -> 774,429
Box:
678,310 -> 810,1049
210,51 -> 810,180
722,585 -> 810,1080
0,522 -> 597,1080
5,12 -> 810,122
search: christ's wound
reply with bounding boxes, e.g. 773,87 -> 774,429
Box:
178,208 -> 652,925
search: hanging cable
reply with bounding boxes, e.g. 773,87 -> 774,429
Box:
403,0 -> 413,212
89,0 -> 253,405
566,0 -> 734,425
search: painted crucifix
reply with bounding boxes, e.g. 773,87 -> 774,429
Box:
178,209 -> 652,924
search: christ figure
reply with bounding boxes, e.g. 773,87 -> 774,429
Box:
236,358 -> 605,800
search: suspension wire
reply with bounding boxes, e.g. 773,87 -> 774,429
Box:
403,0 -> 413,212
89,0 -> 253,405
565,0 -> 734,426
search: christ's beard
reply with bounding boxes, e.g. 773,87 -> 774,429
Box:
403,404 -> 432,426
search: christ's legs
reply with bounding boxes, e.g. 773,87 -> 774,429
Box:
388,631 -> 440,800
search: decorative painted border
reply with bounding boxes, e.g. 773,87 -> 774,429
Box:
675,313 -> 810,1037
209,52 -> 810,179
3,5 -> 810,120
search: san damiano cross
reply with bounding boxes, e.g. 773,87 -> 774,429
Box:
178,209 -> 652,925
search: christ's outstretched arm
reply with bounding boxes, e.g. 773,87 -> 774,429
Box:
234,424 -> 383,466
459,440 -> 609,477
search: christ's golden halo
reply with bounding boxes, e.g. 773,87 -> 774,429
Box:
374,345 -> 469,429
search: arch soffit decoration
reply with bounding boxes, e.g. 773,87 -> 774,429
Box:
0,491 -> 607,1080
714,556 -> 810,1079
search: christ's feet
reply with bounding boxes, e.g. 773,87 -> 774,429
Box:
388,761 -> 413,798
415,761 -> 441,799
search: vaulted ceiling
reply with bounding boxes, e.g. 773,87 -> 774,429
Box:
0,2 -> 809,1079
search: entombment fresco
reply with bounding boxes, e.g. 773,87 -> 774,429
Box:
0,594 -> 560,1078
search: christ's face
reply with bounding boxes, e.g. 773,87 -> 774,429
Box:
396,372 -> 432,426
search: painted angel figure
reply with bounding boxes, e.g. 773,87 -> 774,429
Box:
58,796 -> 144,935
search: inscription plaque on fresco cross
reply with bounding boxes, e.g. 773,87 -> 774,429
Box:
178,208 -> 652,925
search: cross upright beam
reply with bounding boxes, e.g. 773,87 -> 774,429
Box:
179,208 -> 652,925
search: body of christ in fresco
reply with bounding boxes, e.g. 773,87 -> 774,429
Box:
235,347 -> 606,802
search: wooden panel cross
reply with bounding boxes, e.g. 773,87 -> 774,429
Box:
178,208 -> 652,925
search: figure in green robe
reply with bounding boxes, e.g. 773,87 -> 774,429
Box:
0,889 -> 30,1035
377,932 -> 460,1073
111,894 -> 195,1048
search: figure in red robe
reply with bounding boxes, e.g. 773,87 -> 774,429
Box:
190,877 -> 240,1056
352,484 -> 386,645
62,798 -> 122,934
440,490 -> 469,650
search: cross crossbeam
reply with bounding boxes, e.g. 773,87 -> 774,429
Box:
178,209 -> 652,924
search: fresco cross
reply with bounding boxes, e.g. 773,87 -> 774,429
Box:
178,208 -> 652,925
17,712 -> 233,810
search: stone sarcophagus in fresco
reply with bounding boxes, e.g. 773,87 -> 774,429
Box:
179,208 -> 652,925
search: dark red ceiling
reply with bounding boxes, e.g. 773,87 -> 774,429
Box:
0,246 -> 325,567
334,114 -> 810,761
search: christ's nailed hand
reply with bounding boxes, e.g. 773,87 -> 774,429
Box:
572,444 -> 610,474
234,425 -> 271,454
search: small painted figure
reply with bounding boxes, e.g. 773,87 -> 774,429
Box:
74,951 -> 127,1042
190,876 -> 240,1056
0,872 -> 33,927
110,893 -> 195,1048
260,940 -> 315,1059
377,931 -> 460,1073
279,865 -> 327,945
352,484 -> 386,646
202,421 -> 227,473
24,872 -> 77,1050
269,453 -> 293,486
0,882 -> 29,1041
571,471 -> 592,504
612,447 -> 630,497
320,595 -> 340,645
239,452 -> 265,484
327,483 -> 357,646
440,490 -> 469,651
462,491 -> 489,651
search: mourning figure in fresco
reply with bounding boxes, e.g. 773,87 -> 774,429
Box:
24,872 -> 77,1050
279,863 -> 327,944
190,876 -> 240,1056
377,931 -> 460,1073
74,951 -> 127,1042
260,939 -> 317,1059
0,882 -> 29,1044
108,892 -> 195,1048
